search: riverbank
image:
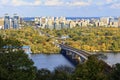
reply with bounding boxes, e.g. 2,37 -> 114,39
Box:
31,50 -> 120,54
90,50 -> 120,54
31,53 -> 60,54
1,27 -> 120,54
31,54 -> 74,71
31,53 -> 120,71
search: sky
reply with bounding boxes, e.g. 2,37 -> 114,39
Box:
0,0 -> 120,17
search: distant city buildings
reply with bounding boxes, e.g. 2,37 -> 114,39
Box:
4,14 -> 10,29
12,14 -> 19,29
0,14 -> 120,30
34,16 -> 120,30
118,17 -> 120,28
4,14 -> 20,29
0,17 -> 4,29
34,16 -> 75,30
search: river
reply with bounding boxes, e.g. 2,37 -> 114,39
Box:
103,53 -> 120,66
31,53 -> 120,71
31,54 -> 74,71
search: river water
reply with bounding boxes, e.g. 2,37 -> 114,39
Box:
31,53 -> 120,71
31,54 -> 74,71
103,53 -> 120,66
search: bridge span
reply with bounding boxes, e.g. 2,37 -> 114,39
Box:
59,44 -> 91,65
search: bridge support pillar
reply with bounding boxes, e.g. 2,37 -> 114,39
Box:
66,50 -> 72,55
60,45 -> 89,65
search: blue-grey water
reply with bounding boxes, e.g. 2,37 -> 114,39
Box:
31,54 -> 74,71
31,53 -> 120,71
103,53 -> 120,66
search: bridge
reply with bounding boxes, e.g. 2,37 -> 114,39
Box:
59,44 -> 91,65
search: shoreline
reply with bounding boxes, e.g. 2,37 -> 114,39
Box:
90,50 -> 120,53
31,53 -> 60,54
31,50 -> 120,54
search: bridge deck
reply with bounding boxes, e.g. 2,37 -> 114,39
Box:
60,44 -> 91,58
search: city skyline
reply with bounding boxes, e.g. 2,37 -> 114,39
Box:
0,0 -> 120,17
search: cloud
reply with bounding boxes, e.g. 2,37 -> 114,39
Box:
1,0 -> 9,5
0,0 -> 41,6
11,0 -> 41,6
106,0 -> 113,3
104,0 -> 120,9
44,0 -> 91,7
0,0 -> 91,7
0,0 -> 120,9
110,3 -> 120,8
95,0 -> 112,6
44,0 -> 64,6
67,1 -> 91,7
93,0 -> 120,9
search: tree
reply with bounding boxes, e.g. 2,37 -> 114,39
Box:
110,64 -> 120,80
0,36 -> 4,48
0,50 -> 36,80
35,69 -> 51,80
54,65 -> 74,74
52,65 -> 73,80
52,70 -> 71,80
73,56 -> 110,80
0,37 -> 36,80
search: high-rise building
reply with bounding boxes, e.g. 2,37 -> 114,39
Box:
4,14 -> 20,29
4,14 -> 10,29
109,17 -> 114,23
12,14 -> 19,29
35,17 -> 41,27
69,21 -> 76,28
47,18 -> 54,30
40,17 -> 47,25
54,22 -> 61,30
61,22 -> 64,29
118,17 -> 120,27
100,17 -> 109,27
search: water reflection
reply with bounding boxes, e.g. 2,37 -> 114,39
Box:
31,53 -> 120,71
103,53 -> 120,66
95,53 -> 108,59
31,54 -> 74,71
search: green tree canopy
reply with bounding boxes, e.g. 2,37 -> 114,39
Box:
110,63 -> 120,80
0,37 -> 36,80
0,50 -> 36,80
35,69 -> 51,80
73,56 -> 110,80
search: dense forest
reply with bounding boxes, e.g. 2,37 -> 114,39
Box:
0,27 -> 120,53
0,34 -> 120,80
55,27 -> 120,53
0,27 -> 60,53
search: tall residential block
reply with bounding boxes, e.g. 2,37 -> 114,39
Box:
100,17 -> 109,27
4,14 -> 10,29
13,14 -> 19,29
4,14 -> 20,29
